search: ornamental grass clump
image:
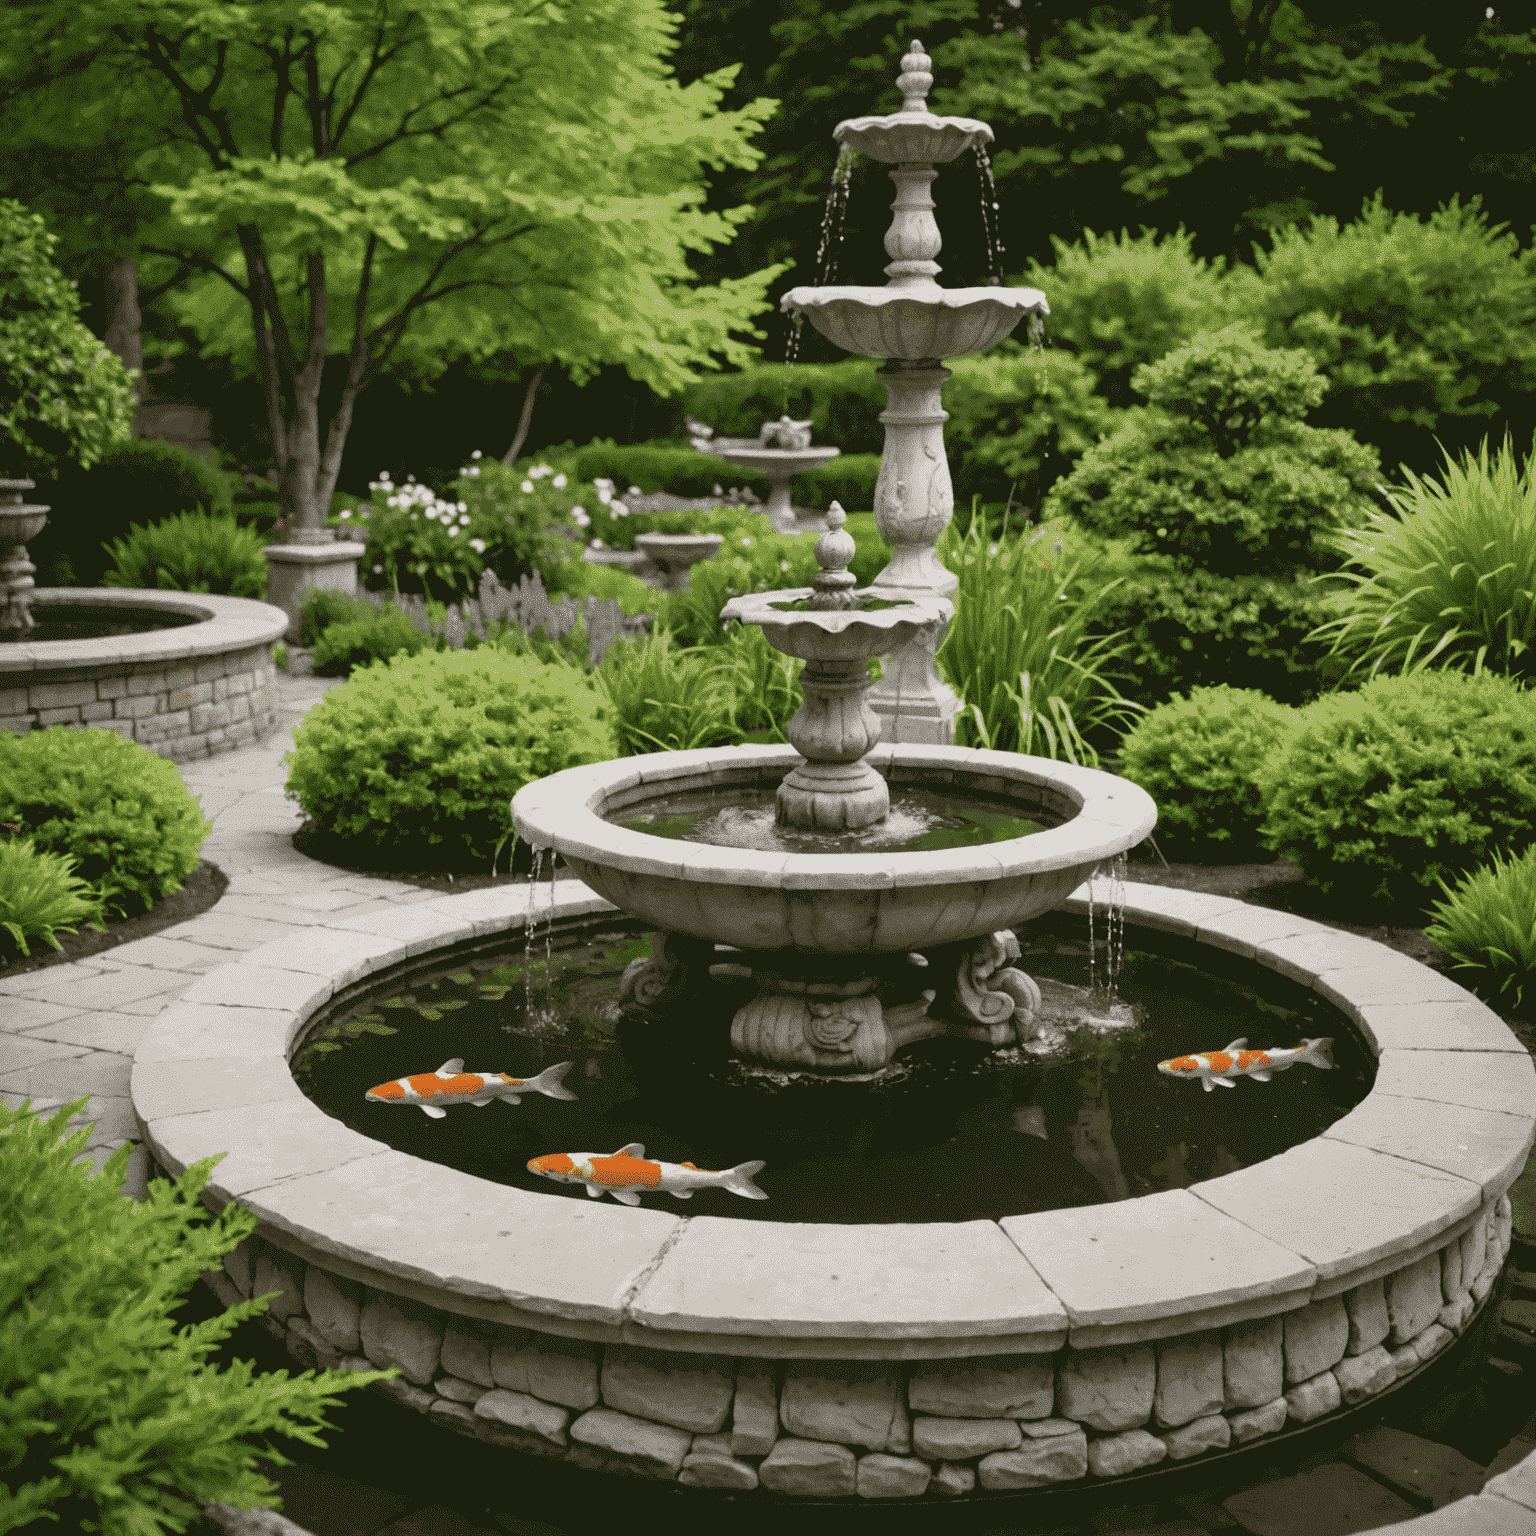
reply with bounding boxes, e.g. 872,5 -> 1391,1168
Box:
102,512 -> 268,598
0,837 -> 105,960
1424,845 -> 1536,1012
0,1095 -> 396,1536
1255,670 -> 1536,913
937,509 -> 1143,765
285,647 -> 614,864
1117,687 -> 1297,862
0,729 -> 210,918
1309,435 -> 1536,687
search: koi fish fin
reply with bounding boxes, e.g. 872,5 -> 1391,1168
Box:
1201,1078 -> 1216,1092
1212,1076 -> 1237,1088
722,1159 -> 769,1200
500,1094 -> 523,1105
584,1183 -> 604,1199
1222,1038 -> 1248,1054
472,1097 -> 496,1107
615,1142 -> 646,1158
1247,1069 -> 1273,1082
672,1190 -> 695,1199
528,1060 -> 578,1101
1298,1037 -> 1334,1070
610,1188 -> 643,1206
435,1059 -> 465,1078
419,1104 -> 448,1119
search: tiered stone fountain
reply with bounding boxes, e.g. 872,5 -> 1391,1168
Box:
690,414 -> 842,534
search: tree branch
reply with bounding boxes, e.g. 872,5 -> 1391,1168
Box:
342,77 -> 518,168
500,364 -> 546,467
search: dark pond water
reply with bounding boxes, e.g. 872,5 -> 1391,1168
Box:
611,784 -> 1053,853
0,604 -> 200,643
294,910 -> 1372,1224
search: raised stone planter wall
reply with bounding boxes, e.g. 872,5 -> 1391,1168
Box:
0,590 -> 285,761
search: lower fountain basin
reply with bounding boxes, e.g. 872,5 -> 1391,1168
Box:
509,744 -> 1158,955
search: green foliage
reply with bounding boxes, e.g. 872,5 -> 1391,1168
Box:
345,460 -> 581,601
1117,687 -> 1298,862
0,1094 -> 397,1536
1086,566 -> 1346,708
595,631 -> 739,754
1424,844 -> 1536,1012
681,359 -> 886,453
660,513 -> 819,647
285,648 -> 614,863
101,512 -> 267,598
1310,435 -> 1536,688
1047,327 -> 1381,576
0,200 -> 136,480
723,623 -> 803,741
0,729 -> 210,918
298,587 -> 378,647
1022,227 -> 1233,408
945,349 -> 1121,516
936,509 -> 1144,765
575,442 -> 770,503
271,640 -> 289,669
796,454 -> 882,513
842,511 -> 888,588
40,439 -> 236,588
0,836 -> 105,959
549,557 -> 658,616
310,609 -> 429,678
1256,671 -> 1536,913
1242,197 -> 1536,473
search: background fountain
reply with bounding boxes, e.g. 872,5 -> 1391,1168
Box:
689,413 -> 841,534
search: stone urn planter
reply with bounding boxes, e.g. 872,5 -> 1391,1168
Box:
262,528 -> 367,643
632,532 -> 724,592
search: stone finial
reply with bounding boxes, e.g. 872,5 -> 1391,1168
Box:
897,40 -> 932,114
810,502 -> 858,610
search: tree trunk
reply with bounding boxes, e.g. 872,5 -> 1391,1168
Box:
501,364 -> 547,467
102,257 -> 144,406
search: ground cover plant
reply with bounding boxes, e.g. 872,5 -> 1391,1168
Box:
1311,435 -> 1536,688
102,512 -> 268,599
1424,845 -> 1536,1013
1255,670 -> 1536,914
0,729 -> 210,918
0,1095 -> 396,1535
0,835 -> 105,961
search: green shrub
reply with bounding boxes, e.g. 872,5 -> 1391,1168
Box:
1239,195 -> 1536,476
1424,844 -> 1536,1012
0,1094 -> 396,1536
1086,567 -> 1347,708
1022,226 -> 1234,408
310,609 -> 429,677
0,837 -> 105,959
681,358 -> 887,453
0,729 -> 211,918
596,631 -> 740,754
38,439 -> 236,587
101,512 -> 268,598
795,453 -> 882,513
1256,671 -> 1536,913
1310,435 -> 1536,688
1117,687 -> 1298,861
0,200 -> 136,480
660,512 -> 820,647
272,640 -> 289,670
936,510 -> 1144,764
574,441 -> 770,502
723,623 -> 803,742
285,648 -> 614,863
298,587 -> 378,646
843,510 -> 888,587
551,557 -> 658,616
1047,326 -> 1382,576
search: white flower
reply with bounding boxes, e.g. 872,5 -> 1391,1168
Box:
521,480 -> 535,494
596,486 -> 612,505
611,501 -> 628,518
457,501 -> 468,512
471,449 -> 482,459
339,509 -> 351,519
780,560 -> 790,572
469,537 -> 486,554
372,564 -> 384,574
552,473 -> 567,489
741,537 -> 753,547
571,508 -> 591,528
448,525 -> 459,537
531,464 -> 553,479
459,514 -> 471,527
387,496 -> 400,507
425,507 -> 439,520
591,537 -> 605,549
627,485 -> 642,497
466,466 -> 480,477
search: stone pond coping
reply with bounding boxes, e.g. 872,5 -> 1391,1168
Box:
131,877 -> 1536,1360
0,590 -> 286,761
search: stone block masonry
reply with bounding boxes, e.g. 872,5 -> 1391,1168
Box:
0,643 -> 278,762
180,1190 -> 1514,1502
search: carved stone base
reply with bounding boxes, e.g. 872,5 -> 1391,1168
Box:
618,932 -> 715,1016
776,758 -> 889,832
942,930 -> 1042,1042
729,972 -> 943,1073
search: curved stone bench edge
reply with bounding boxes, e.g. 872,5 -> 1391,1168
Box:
130,877 -> 1535,1358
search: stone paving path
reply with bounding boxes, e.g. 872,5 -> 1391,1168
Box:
3,668 -> 1535,1536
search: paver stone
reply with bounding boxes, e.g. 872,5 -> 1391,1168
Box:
303,1269 -> 361,1353
567,1407 -> 691,1480
1056,1344 -> 1155,1431
600,1343 -> 734,1433
1388,1251 -> 1445,1346
911,1416 -> 1021,1460
1343,1277 -> 1389,1355
1153,1331 -> 1224,1429
1283,1369 -> 1340,1423
1222,1462 -> 1420,1536
730,1363 -> 778,1457
252,1246 -> 304,1323
1224,1316 -> 1283,1409
976,1428 -> 1087,1489
473,1389 -> 569,1455
906,1353 -> 1055,1418
439,1319 -> 493,1388
1332,1345 -> 1396,1404
679,1451 -> 759,1490
1341,1424 -> 1483,1510
1086,1429 -> 1167,1477
931,1462 -> 976,1496
1161,1413 -> 1230,1460
1226,1397 -> 1287,1444
358,1291 -> 441,1386
490,1331 -> 599,1410
1283,1296 -> 1348,1383
856,1454 -> 931,1498
757,1439 -> 857,1498
780,1361 -> 903,1450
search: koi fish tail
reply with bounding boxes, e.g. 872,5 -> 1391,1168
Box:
527,1061 -> 578,1101
721,1159 -> 769,1200
1298,1037 -> 1334,1071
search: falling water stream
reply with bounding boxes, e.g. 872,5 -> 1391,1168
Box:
786,143 -> 857,364
1086,850 -> 1129,1003
973,142 -> 1007,286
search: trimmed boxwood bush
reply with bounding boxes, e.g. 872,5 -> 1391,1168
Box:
1117,687 -> 1297,862
285,648 -> 615,864
309,609 -> 429,677
682,359 -> 887,453
0,729 -> 211,918
1256,671 -> 1536,913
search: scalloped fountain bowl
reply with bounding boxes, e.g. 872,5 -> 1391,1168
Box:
781,283 -> 1048,361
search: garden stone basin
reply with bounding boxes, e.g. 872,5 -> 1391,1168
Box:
630,532 -> 723,592
834,110 -> 991,164
780,283 -> 1049,361
509,743 -> 1158,955
691,438 -> 841,480
720,586 -> 948,663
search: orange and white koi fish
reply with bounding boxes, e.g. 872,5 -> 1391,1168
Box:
527,1143 -> 768,1206
365,1058 -> 576,1119
1158,1036 -> 1333,1091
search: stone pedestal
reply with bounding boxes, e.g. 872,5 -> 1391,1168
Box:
263,537 -> 367,642
0,479 -> 48,634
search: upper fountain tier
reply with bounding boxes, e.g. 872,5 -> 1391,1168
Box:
781,40 -> 1047,362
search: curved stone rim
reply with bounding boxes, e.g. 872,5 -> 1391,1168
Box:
722,587 -> 947,638
510,744 -> 1159,889
781,285 -> 1049,318
692,441 -> 842,470
0,588 -> 290,674
131,877 -> 1535,1359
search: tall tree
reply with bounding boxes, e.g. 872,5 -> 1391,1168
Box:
0,0 -> 781,531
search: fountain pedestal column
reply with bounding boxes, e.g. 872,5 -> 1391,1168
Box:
0,480 -> 49,635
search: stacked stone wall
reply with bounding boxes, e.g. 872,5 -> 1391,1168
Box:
0,644 -> 278,761
193,1188 -> 1514,1499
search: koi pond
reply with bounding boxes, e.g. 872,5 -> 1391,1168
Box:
293,909 -> 1373,1226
